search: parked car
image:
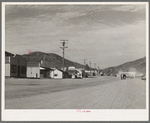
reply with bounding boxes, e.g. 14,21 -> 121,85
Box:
75,70 -> 82,79
121,74 -> 126,80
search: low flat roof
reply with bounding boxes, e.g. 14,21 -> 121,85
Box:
5,51 -> 14,56
40,67 -> 45,70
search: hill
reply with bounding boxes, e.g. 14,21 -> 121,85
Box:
102,57 -> 146,76
22,51 -> 85,69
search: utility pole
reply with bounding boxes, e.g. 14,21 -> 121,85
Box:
83,59 -> 87,65
89,61 -> 91,76
94,63 -> 96,69
89,61 -> 91,68
83,59 -> 87,71
98,66 -> 99,74
94,63 -> 96,76
60,39 -> 68,71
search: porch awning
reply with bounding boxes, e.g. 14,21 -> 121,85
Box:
40,67 -> 45,70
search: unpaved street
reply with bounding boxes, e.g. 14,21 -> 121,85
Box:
5,76 -> 146,109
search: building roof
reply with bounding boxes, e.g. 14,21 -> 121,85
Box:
5,51 -> 14,57
40,66 -> 52,71
66,70 -> 78,75
51,68 -> 68,73
40,67 -> 45,70
27,61 -> 52,70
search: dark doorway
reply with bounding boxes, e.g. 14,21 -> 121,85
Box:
18,66 -> 20,78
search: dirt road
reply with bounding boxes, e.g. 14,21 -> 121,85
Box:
5,76 -> 146,109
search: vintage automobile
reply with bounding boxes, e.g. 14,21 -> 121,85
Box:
120,72 -> 136,80
75,70 -> 82,79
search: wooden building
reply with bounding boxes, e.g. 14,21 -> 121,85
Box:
50,69 -> 63,79
27,62 -> 40,78
27,61 -> 52,78
5,51 -> 27,78
50,69 -> 69,79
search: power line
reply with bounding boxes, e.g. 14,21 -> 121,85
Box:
60,39 -> 68,71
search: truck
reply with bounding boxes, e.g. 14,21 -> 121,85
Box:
119,72 -> 136,80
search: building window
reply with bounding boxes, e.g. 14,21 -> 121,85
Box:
54,74 -> 58,76
11,65 -> 16,73
21,66 -> 26,74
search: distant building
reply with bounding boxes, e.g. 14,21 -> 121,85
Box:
66,66 -> 84,71
50,69 -> 63,79
27,61 -> 52,78
27,62 -> 40,78
60,67 -> 67,71
66,69 -> 82,78
84,69 -> 98,76
5,51 -> 27,78
66,70 -> 77,78
50,69 -> 65,79
76,67 -> 84,71
65,66 -> 83,78
40,67 -> 51,78
66,66 -> 76,70
84,70 -> 91,76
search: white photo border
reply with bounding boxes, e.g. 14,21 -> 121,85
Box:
1,2 -> 149,121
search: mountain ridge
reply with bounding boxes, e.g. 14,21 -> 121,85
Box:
22,51 -> 146,75
102,57 -> 146,75
22,51 -> 85,68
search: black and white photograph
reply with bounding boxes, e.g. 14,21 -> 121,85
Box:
1,2 -> 149,121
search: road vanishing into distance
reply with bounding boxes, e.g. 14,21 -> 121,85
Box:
5,76 -> 146,109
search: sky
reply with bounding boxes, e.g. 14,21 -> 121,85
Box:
5,3 -> 147,69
